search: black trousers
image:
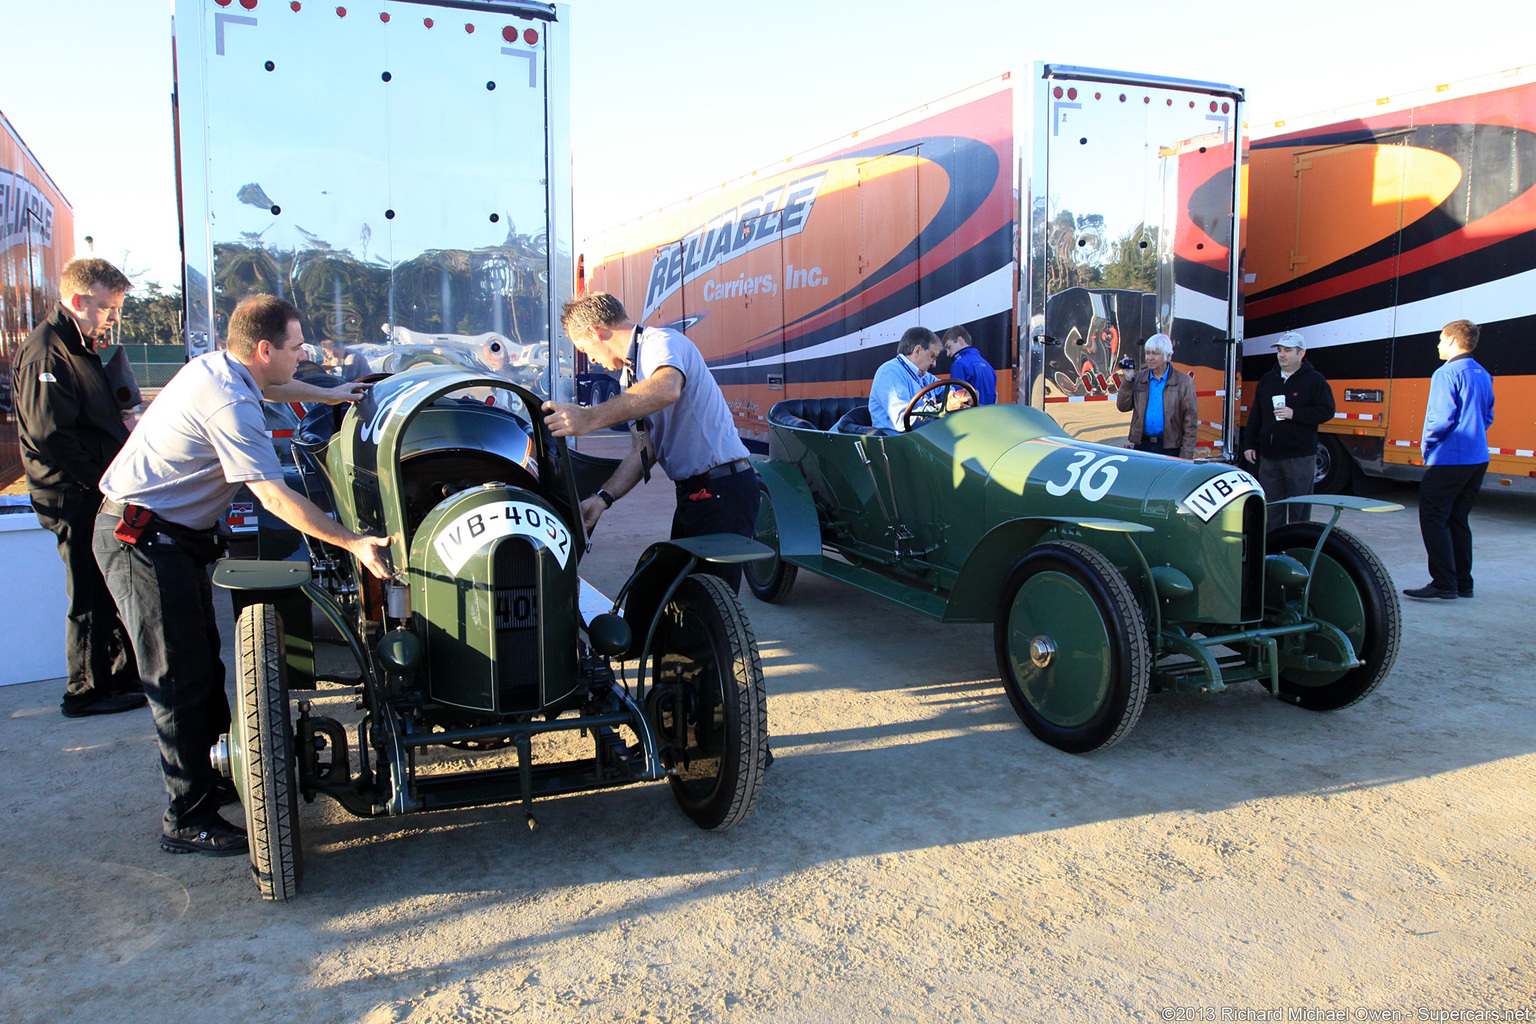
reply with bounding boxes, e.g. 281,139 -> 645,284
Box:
1134,438 -> 1180,457
671,466 -> 762,592
32,494 -> 140,708
1418,462 -> 1486,593
1256,453 -> 1315,526
93,513 -> 230,832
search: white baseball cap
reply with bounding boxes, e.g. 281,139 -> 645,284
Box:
1272,331 -> 1306,350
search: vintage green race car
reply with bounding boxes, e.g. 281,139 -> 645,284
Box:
211,367 -> 771,900
748,385 -> 1402,754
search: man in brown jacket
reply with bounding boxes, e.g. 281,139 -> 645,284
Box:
1117,333 -> 1198,458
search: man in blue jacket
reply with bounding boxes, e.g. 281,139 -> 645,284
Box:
942,325 -> 997,405
1403,319 -> 1496,601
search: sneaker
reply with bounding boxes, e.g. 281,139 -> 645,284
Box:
1402,584 -> 1458,601
161,815 -> 248,857
61,691 -> 149,718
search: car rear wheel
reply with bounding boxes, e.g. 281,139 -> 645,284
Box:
1314,434 -> 1358,494
744,484 -> 797,603
993,541 -> 1151,753
649,574 -> 769,830
1267,522 -> 1400,710
236,602 -> 304,901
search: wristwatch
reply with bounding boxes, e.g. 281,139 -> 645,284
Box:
596,488 -> 616,509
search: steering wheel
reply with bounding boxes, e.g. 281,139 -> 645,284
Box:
901,378 -> 980,432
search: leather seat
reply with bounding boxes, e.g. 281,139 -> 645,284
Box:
831,405 -> 893,436
768,397 -> 867,432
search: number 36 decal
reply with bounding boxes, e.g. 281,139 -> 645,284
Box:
1044,451 -> 1129,502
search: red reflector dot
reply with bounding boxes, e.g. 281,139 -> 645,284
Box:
1067,88 -> 1077,100
1166,98 -> 1173,106
423,17 -> 433,27
1053,86 -> 1063,99
1188,101 -> 1195,108
1094,92 -> 1101,100
240,0 -> 257,9
1222,102 -> 1230,113
379,11 -> 389,21
464,22 -> 475,32
290,0 -> 300,9
523,27 -> 538,44
1209,101 -> 1218,112
502,25 -> 517,41
215,0 -> 231,6
335,5 -> 345,15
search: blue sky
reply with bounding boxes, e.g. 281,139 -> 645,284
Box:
2,0 -> 1529,288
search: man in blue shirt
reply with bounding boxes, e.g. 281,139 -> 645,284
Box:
1116,333 -> 1198,458
870,327 -> 945,431
941,325 -> 997,405
1404,319 -> 1496,601
869,328 -> 942,431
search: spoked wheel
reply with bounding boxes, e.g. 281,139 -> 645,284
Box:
1267,523 -> 1400,710
648,574 -> 768,830
993,541 -> 1151,753
744,483 -> 797,603
235,603 -> 303,901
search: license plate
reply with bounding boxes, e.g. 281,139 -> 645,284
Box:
433,500 -> 573,573
1179,469 -> 1262,522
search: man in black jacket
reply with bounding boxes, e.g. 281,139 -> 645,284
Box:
1241,330 -> 1335,526
16,258 -> 145,717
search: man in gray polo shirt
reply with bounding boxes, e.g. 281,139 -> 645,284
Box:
542,291 -> 758,591
95,294 -> 392,857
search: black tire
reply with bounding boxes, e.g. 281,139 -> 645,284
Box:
236,603 -> 303,901
649,574 -> 768,830
1314,434 -> 1358,494
1267,523 -> 1400,710
993,541 -> 1151,753
744,483 -> 797,603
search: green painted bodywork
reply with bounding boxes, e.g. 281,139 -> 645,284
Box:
213,366 -> 771,819
758,401 -> 1402,697
761,403 -> 1264,625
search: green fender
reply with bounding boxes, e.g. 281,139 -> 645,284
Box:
944,516 -> 1153,623
752,459 -> 822,560
614,535 -> 771,671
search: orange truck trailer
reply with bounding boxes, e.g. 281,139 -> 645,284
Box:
588,65 -> 1247,454
1243,66 -> 1536,494
1,107 -> 74,486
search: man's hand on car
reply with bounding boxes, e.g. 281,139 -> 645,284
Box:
347,534 -> 394,579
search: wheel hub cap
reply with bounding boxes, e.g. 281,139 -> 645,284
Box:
1030,636 -> 1056,668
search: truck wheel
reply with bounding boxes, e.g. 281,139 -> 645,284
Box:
993,541 -> 1151,753
650,574 -> 768,830
744,484 -> 797,603
236,602 -> 303,901
1314,434 -> 1357,494
1267,523 -> 1400,710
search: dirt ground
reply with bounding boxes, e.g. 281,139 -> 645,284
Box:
2,447 -> 1532,1023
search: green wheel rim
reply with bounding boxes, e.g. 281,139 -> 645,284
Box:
1280,547 -> 1366,688
1005,569 -> 1114,728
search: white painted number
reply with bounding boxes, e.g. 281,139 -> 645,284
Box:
1044,451 -> 1128,502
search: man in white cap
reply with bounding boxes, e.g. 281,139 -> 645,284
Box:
1240,330 -> 1335,525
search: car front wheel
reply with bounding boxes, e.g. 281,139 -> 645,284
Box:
993,541 -> 1151,753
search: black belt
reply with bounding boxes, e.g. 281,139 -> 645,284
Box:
676,459 -> 751,490
100,498 -> 213,537
1144,434 -> 1163,445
